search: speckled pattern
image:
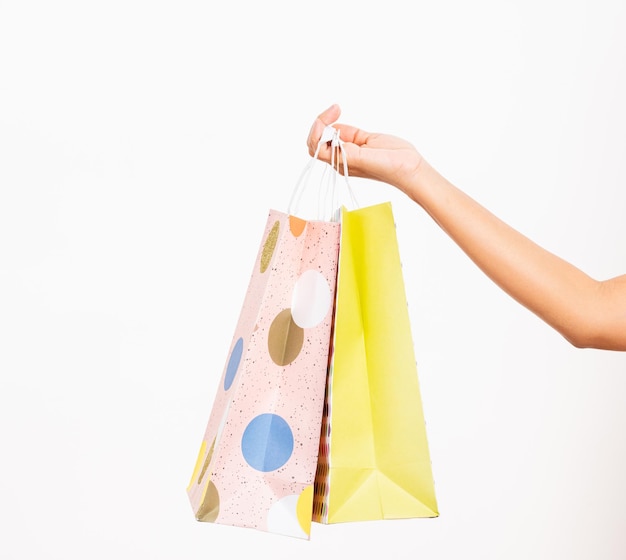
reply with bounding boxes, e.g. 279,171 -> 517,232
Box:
187,209 -> 340,539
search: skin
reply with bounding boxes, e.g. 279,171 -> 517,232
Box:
308,104 -> 626,351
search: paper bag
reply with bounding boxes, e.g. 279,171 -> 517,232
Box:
313,202 -> 438,524
187,210 -> 340,539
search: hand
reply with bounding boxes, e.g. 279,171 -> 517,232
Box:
307,104 -> 427,196
307,107 -> 626,350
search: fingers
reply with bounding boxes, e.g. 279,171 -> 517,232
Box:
332,123 -> 369,145
306,106 -> 381,181
307,104 -> 341,155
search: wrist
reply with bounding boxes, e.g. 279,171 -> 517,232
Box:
397,156 -> 434,205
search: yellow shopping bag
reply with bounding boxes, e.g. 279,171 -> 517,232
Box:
313,202 -> 438,524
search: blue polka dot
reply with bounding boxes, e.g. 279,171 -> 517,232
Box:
241,414 -> 294,472
224,338 -> 243,391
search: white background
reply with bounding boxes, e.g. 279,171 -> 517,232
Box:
1,1 -> 625,559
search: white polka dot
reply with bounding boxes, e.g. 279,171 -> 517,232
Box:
291,270 -> 332,328
267,494 -> 308,539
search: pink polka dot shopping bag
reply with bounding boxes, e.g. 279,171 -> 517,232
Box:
186,206 -> 339,539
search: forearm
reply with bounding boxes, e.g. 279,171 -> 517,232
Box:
307,106 -> 625,350
403,163 -> 625,349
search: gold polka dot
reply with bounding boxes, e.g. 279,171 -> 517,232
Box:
260,221 -> 280,273
196,480 -> 220,523
268,309 -> 304,366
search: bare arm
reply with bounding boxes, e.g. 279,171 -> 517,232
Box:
308,105 -> 626,351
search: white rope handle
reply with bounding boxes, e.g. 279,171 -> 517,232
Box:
288,125 -> 359,221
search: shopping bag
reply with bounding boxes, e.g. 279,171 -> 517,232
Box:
186,125 -> 355,539
187,209 -> 341,539
313,201 -> 438,524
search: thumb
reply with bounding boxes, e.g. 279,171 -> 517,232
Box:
307,104 -> 341,154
